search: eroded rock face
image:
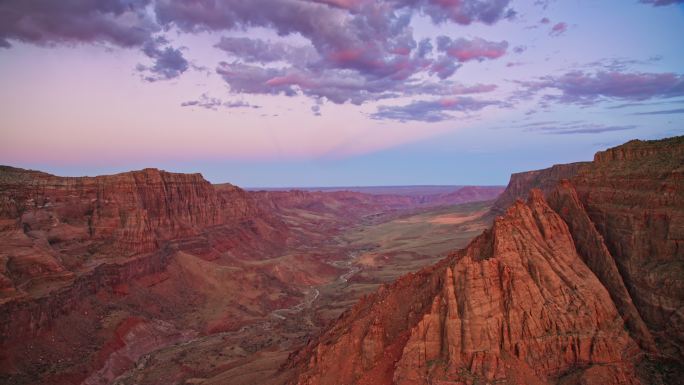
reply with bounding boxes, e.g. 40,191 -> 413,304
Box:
571,138 -> 684,358
288,136 -> 684,385
546,181 -> 657,353
0,167 -> 256,257
0,167 -> 275,297
0,167 -> 290,347
491,162 -> 588,214
492,137 -> 684,358
291,191 -> 641,385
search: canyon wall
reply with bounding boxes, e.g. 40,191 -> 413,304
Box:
290,191 -> 641,385
491,162 -> 589,214
0,167 -> 285,342
288,136 -> 684,385
493,137 -> 684,358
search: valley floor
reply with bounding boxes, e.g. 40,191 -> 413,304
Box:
111,200 -> 494,385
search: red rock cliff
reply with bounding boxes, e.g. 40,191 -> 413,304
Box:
491,162 -> 588,214
287,135 -> 684,385
491,136 -> 684,358
0,166 -> 285,342
290,191 -> 641,385
571,137 -> 684,359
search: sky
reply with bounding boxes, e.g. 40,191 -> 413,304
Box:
1,0 -> 683,187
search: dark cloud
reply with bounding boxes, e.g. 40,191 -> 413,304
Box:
436,36 -> 508,62
181,94 -> 223,110
607,99 -> 684,109
452,83 -> 497,94
181,93 -> 259,110
396,0 -> 515,25
429,56 -> 461,79
549,22 -> 567,36
0,0 -> 194,80
156,0 -> 513,99
158,0 -> 514,30
216,62 -> 390,104
371,97 -> 501,122
1,0 -> 515,91
0,0 -> 157,48
216,58 -> 491,105
215,37 -> 318,65
524,121 -> 637,135
632,108 -> 684,115
138,40 -> 189,81
639,0 -> 684,6
533,0 -> 555,9
156,0 -> 422,79
513,45 -> 526,54
581,56 -> 665,73
522,71 -> 684,105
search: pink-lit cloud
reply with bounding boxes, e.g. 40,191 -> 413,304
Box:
549,22 -> 568,36
436,36 -> 508,62
0,0 -> 518,103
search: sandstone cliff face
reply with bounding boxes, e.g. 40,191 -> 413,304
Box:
0,167 -> 288,346
288,136 -> 684,385
491,162 -> 588,214
0,167 -> 273,297
291,191 -> 640,385
490,137 -> 684,359
0,167 -> 253,256
571,137 -> 684,359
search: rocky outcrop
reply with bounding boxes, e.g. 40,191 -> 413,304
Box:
546,181 -> 657,353
491,136 -> 684,359
288,136 -> 684,385
491,162 -> 588,214
571,137 -> 684,359
0,167 -> 251,256
0,249 -> 173,344
0,167 -> 277,297
290,191 -> 641,385
0,167 -> 288,346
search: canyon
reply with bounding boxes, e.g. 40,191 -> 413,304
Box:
0,165 -> 502,384
0,136 -> 681,385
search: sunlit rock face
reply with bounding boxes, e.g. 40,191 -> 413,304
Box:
288,136 -> 684,385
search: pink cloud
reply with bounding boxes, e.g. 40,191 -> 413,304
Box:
550,22 -> 568,36
436,36 -> 508,62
